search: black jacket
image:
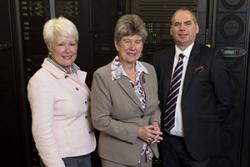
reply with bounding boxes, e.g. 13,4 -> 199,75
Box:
153,43 -> 233,160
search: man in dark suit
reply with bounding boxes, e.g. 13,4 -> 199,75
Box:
153,7 -> 233,167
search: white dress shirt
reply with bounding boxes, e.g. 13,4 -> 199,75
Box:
170,43 -> 194,137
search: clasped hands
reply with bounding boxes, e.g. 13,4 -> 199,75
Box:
138,121 -> 163,144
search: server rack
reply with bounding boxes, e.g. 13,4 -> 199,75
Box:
9,0 -> 250,166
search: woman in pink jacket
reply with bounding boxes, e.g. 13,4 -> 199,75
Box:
27,16 -> 96,167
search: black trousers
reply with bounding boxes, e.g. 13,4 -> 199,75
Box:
160,132 -> 209,167
40,154 -> 92,167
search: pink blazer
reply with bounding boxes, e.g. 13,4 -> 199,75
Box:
27,58 -> 96,167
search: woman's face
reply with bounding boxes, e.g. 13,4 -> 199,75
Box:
115,34 -> 143,65
49,35 -> 78,70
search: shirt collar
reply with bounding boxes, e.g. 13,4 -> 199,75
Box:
111,56 -> 149,80
175,42 -> 194,58
47,57 -> 79,74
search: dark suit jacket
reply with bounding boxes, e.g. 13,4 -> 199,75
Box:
91,61 -> 161,165
153,43 -> 233,160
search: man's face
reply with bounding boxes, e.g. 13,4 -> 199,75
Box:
170,9 -> 199,50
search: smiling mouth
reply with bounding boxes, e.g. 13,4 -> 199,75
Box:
63,55 -> 73,59
127,52 -> 137,56
179,34 -> 188,38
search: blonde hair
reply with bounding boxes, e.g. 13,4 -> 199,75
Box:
43,16 -> 79,48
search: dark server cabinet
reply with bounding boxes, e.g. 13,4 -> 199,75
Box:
210,0 -> 250,167
90,0 -> 126,76
242,67 -> 250,167
20,0 -> 50,83
20,0 -> 51,166
0,0 -> 31,166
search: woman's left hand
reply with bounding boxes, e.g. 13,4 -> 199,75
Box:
151,121 -> 163,144
138,122 -> 162,143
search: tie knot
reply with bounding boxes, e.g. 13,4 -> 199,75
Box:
178,54 -> 184,62
179,53 -> 184,59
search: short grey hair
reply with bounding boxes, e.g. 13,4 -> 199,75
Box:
43,16 -> 79,48
114,14 -> 148,43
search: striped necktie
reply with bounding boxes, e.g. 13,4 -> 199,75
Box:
164,53 -> 184,132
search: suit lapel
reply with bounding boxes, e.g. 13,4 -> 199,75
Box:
182,43 -> 201,94
116,76 -> 144,112
163,47 -> 176,106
